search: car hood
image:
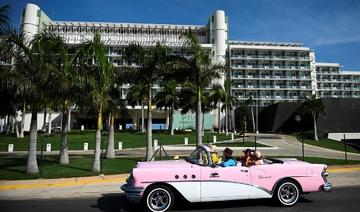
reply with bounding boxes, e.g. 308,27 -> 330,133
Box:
136,159 -> 193,169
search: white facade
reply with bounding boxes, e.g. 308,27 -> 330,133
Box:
315,63 -> 360,99
14,3 -> 360,108
19,3 -> 360,106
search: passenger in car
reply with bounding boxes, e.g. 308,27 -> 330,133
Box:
252,150 -> 264,165
209,145 -> 220,164
219,148 -> 237,167
240,148 -> 253,167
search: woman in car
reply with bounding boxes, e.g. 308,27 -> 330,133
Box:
240,148 -> 253,166
209,145 -> 221,164
252,150 -> 264,165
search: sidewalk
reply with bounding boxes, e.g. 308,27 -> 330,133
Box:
1,165 -> 359,200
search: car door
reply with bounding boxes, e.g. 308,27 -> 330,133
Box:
200,165 -> 250,202
248,165 -> 273,199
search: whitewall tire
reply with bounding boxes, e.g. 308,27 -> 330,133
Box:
275,181 -> 300,206
145,185 -> 174,212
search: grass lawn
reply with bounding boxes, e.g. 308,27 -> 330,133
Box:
0,131 -> 239,152
1,155 -> 359,180
294,133 -> 360,154
0,156 -> 138,180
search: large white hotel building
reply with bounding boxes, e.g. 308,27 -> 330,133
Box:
2,3 -> 359,130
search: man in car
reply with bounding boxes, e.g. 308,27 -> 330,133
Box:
219,147 -> 237,167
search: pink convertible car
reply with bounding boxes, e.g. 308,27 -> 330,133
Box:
121,145 -> 331,212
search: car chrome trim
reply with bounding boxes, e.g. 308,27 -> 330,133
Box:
142,180 -> 273,195
323,182 -> 332,192
121,184 -> 143,194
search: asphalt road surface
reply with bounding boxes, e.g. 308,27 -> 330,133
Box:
1,186 -> 359,212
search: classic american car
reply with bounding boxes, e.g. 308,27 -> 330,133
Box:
121,145 -> 332,212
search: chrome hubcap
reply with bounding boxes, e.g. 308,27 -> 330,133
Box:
148,189 -> 170,211
279,183 -> 298,205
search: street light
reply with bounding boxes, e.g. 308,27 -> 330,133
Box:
295,115 -> 304,161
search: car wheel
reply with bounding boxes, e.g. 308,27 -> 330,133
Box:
145,185 -> 174,212
275,181 -> 300,206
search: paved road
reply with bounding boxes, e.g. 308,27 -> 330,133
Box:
1,186 -> 359,212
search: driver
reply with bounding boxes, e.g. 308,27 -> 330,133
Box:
219,148 -> 237,167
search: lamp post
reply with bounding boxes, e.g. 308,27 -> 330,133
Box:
295,115 -> 304,161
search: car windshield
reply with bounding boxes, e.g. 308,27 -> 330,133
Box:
186,147 -> 209,166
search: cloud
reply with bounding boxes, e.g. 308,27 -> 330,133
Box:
312,36 -> 360,46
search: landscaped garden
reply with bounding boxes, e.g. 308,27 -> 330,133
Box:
294,133 -> 360,154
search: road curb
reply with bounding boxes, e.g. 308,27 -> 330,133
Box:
0,174 -> 128,191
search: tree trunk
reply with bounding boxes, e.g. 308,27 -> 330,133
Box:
251,106 -> 255,133
169,108 -> 174,136
26,110 -> 39,174
106,112 -> 115,159
196,86 -> 202,146
5,115 -> 10,133
146,89 -> 153,161
92,111 -> 102,173
225,105 -> 229,135
313,111 -> 318,141
141,100 -> 145,133
20,104 -> 25,138
42,108 -> 47,129
67,107 -> 71,132
10,116 -> 15,134
59,109 -> 69,164
15,120 -> 20,138
218,105 -> 221,134
48,110 -> 52,135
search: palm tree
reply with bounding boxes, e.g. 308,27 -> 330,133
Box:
3,30 -> 54,174
302,94 -> 325,141
154,80 -> 180,135
179,82 -> 213,135
105,85 -> 123,159
123,42 -> 171,161
0,5 -> 9,35
126,83 -> 147,132
222,79 -> 238,135
44,33 -> 86,164
210,84 -> 225,133
182,31 -> 224,145
245,96 -> 256,133
83,33 -> 114,172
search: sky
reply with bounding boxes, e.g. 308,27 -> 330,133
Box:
4,0 -> 360,71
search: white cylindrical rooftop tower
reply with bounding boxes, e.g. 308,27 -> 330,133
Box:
212,10 -> 228,87
213,10 -> 227,65
22,3 -> 40,44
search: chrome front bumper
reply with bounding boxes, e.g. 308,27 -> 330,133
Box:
121,183 -> 144,203
323,182 -> 332,192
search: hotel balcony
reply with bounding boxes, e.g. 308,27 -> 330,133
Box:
234,95 -> 306,101
230,55 -> 311,61
231,64 -> 312,71
231,75 -> 311,81
232,85 -> 312,90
